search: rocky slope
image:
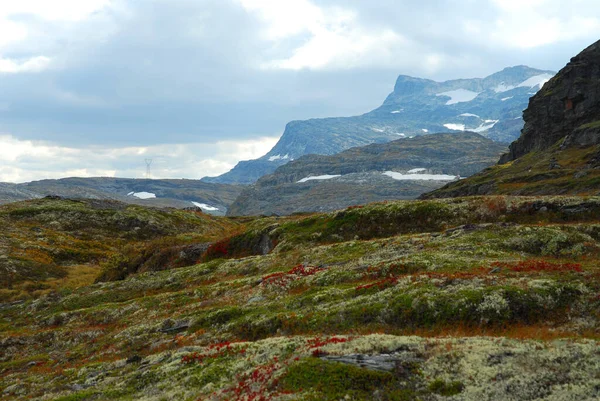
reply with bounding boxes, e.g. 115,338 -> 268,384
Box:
204,66 -> 555,184
424,39 -> 600,198
228,132 -> 506,216
0,177 -> 244,215
2,196 -> 600,400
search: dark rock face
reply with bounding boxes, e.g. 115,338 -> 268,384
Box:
500,40 -> 600,163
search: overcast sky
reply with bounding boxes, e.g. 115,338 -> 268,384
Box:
1,0 -> 599,182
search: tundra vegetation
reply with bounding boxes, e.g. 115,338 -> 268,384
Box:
1,196 -> 600,400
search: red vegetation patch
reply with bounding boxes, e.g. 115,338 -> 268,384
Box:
181,341 -> 247,364
203,238 -> 231,259
307,336 -> 352,358
307,336 -> 352,348
262,264 -> 325,288
490,259 -> 583,273
355,276 -> 399,292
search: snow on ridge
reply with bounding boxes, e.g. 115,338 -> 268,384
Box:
493,82 -> 515,93
407,168 -> 427,173
191,201 -> 219,211
127,191 -> 134,196
444,123 -> 465,131
501,97 -> 513,101
383,171 -> 458,181
132,192 -> 156,199
396,133 -> 406,137
459,113 -> 480,118
269,154 -> 290,162
472,120 -> 499,133
518,74 -> 553,90
371,127 -> 385,133
436,89 -> 480,105
297,174 -> 341,183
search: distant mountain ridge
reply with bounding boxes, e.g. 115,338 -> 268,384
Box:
203,65 -> 555,185
0,177 -> 243,215
228,132 -> 506,216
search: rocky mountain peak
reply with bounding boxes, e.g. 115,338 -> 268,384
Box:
500,39 -> 600,163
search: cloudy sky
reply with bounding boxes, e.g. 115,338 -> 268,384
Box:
1,0 -> 599,182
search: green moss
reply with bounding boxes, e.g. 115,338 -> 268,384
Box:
280,358 -> 395,400
428,379 -> 464,396
580,120 -> 600,130
52,390 -> 97,401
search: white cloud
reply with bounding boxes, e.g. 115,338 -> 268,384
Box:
0,56 -> 51,73
0,134 -> 279,183
484,1 -> 600,49
0,0 -> 110,74
0,0 -> 111,22
241,0 -> 409,70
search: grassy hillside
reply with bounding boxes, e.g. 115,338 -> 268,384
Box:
0,198 -> 242,302
1,196 -> 600,400
424,142 -> 600,198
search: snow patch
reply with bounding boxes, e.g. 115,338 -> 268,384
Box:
472,120 -> 499,133
459,113 -> 480,118
436,89 -> 480,105
444,123 -> 465,131
191,201 -> 219,211
493,82 -> 515,93
268,154 -> 290,162
391,110 -> 402,114
501,97 -> 513,101
127,191 -> 134,196
407,168 -> 427,173
422,129 -> 428,133
395,133 -> 406,137
371,127 -> 385,133
383,171 -> 457,181
132,192 -> 156,199
297,174 -> 341,183
518,74 -> 553,90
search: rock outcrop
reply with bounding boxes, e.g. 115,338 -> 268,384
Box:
424,39 -> 600,199
500,40 -> 600,163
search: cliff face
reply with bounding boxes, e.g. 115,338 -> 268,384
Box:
500,40 -> 600,163
423,39 -> 600,199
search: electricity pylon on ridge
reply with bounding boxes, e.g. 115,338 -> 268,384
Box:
145,159 -> 153,179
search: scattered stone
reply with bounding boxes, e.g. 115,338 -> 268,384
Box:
126,355 -> 142,364
549,158 -> 562,170
247,296 -> 265,304
158,319 -> 190,334
320,351 -> 423,373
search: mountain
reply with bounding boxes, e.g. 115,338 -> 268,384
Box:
0,177 -> 244,215
203,66 -> 555,184
228,132 -> 506,216
423,39 -> 600,198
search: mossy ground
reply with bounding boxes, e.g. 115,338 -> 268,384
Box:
426,142 -> 600,197
1,196 -> 600,400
